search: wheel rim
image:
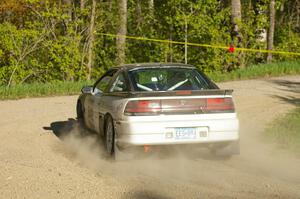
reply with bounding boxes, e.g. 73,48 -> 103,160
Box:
106,119 -> 114,154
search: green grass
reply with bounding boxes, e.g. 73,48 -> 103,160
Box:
0,81 -> 92,100
265,108 -> 300,154
208,61 -> 300,82
0,61 -> 299,100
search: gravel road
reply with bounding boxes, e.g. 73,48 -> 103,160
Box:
0,75 -> 299,199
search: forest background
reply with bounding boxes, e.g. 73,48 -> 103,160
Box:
0,0 -> 299,87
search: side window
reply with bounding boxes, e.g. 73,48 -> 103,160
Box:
94,70 -> 117,93
110,73 -> 128,92
96,76 -> 111,91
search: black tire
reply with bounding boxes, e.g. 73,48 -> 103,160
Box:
103,115 -> 134,161
104,115 -> 115,156
76,101 -> 83,119
76,101 -> 85,126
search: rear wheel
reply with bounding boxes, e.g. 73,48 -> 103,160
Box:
103,116 -> 134,161
104,115 -> 115,156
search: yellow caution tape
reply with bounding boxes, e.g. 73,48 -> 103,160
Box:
97,32 -> 300,56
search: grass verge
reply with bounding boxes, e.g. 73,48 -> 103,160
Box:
0,61 -> 299,100
0,81 -> 92,100
265,108 -> 300,154
208,61 -> 300,82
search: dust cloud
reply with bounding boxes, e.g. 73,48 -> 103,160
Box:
57,121 -> 233,188
59,123 -> 110,173
57,119 -> 300,193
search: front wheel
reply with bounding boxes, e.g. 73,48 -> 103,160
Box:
76,101 -> 85,126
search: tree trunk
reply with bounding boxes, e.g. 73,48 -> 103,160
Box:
108,0 -> 113,11
267,0 -> 275,62
230,0 -> 243,68
297,1 -> 300,27
80,0 -> 85,10
62,0 -> 73,35
149,0 -> 154,15
136,0 -> 142,27
231,0 -> 242,44
63,0 -> 73,20
184,16 -> 187,64
87,0 -> 96,80
116,0 -> 127,65
149,0 -> 154,9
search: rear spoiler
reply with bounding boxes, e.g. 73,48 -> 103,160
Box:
127,89 -> 234,98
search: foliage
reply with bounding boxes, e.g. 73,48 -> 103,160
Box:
0,0 -> 300,86
0,23 -> 43,86
0,1 -> 89,86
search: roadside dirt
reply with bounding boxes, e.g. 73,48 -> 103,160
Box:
0,75 -> 299,199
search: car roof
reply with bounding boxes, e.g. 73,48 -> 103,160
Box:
114,63 -> 196,70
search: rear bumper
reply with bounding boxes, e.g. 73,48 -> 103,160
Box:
115,114 -> 239,147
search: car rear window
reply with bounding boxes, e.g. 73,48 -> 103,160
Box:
128,67 -> 214,92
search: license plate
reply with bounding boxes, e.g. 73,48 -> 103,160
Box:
174,127 -> 197,139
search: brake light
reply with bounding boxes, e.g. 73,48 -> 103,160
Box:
124,100 -> 161,115
206,98 -> 234,111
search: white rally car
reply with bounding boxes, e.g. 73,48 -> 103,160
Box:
77,63 -> 239,159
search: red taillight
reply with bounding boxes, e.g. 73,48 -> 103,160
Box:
124,100 -> 161,115
206,98 -> 235,111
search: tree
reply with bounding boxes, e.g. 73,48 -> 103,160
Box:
267,0 -> 275,62
87,0 -> 96,80
177,6 -> 195,64
80,0 -> 86,10
116,0 -> 127,65
231,0 -> 242,45
63,0 -> 72,18
0,23 -> 45,87
148,0 -> 154,16
0,0 -> 29,26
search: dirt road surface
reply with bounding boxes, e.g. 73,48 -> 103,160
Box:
0,75 -> 299,199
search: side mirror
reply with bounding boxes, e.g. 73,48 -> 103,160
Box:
81,86 -> 93,94
93,87 -> 103,95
